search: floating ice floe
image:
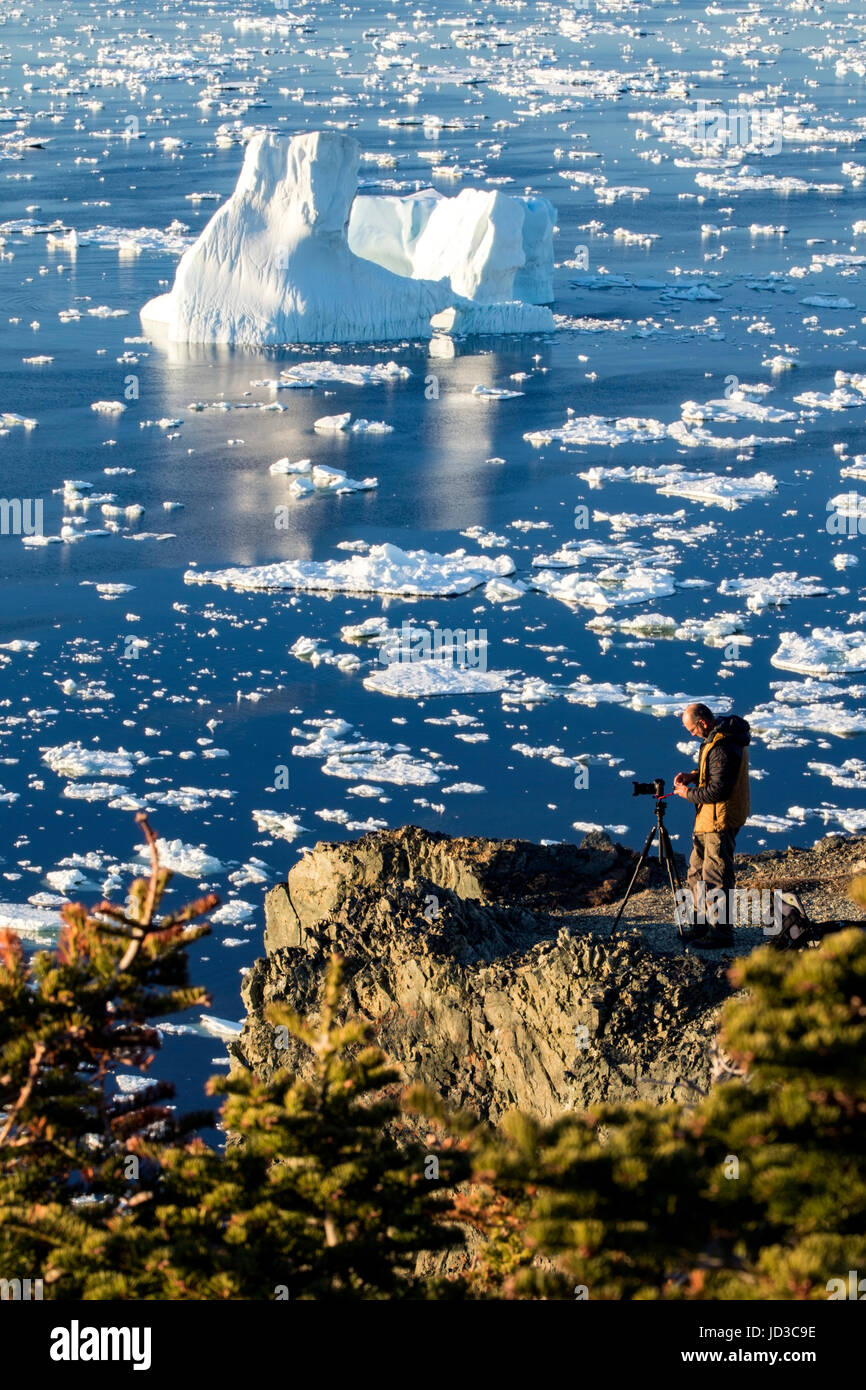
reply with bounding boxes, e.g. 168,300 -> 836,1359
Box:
679,393 -> 795,425
532,564 -> 676,611
82,582 -> 136,599
525,415 -> 668,448
666,421 -> 791,451
136,786 -> 235,813
340,616 -> 393,644
625,684 -> 732,718
251,810 -> 308,841
270,456 -> 311,475
530,538 -> 660,570
562,680 -> 632,708
134,839 -> 224,877
484,576 -> 528,602
292,716 -> 448,786
141,130 -> 553,344
788,804 -> 866,835
746,814 -> 799,834
501,677 -> 559,708
211,900 -> 256,926
565,678 -> 727,718
1,412 -> 38,431
772,677 -> 866,705
579,464 -> 777,510
800,295 -> 856,309
185,542 -> 514,597
694,166 -> 843,195
62,781 -> 130,803
313,412 -> 392,435
198,1014 -> 243,1040
471,385 -> 524,400
0,903 -> 61,941
229,859 -> 277,888
718,572 -> 829,610
290,636 -> 360,672
826,492 -> 866,524
364,662 -> 515,698
42,742 -> 150,779
287,465 -> 378,498
771,628 -> 866,676
795,372 -> 866,411
46,867 -> 101,894
807,758 -> 866,790
268,360 -> 411,389
528,410 -> 788,454
587,612 -> 748,646
749,701 -> 866,744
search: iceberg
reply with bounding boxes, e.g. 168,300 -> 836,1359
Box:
142,130 -> 554,344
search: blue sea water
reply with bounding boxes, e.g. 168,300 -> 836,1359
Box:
1,0 -> 866,1108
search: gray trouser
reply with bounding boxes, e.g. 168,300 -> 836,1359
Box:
687,829 -> 737,928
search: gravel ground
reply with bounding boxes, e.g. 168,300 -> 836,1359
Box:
558,833 -> 866,959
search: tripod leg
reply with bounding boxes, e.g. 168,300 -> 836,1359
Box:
659,823 -> 684,891
659,825 -> 687,944
612,824 -> 657,932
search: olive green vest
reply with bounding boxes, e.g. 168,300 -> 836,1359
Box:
695,728 -> 750,833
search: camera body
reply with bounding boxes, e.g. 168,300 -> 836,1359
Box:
633,778 -> 665,798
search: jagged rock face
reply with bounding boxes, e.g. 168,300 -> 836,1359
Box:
232,827 -> 730,1122
261,824 -> 647,954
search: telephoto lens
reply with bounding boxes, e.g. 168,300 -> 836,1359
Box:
632,779 -> 665,797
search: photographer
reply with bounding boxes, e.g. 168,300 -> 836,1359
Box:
673,703 -> 751,948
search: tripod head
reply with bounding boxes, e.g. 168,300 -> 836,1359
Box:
632,777 -> 675,819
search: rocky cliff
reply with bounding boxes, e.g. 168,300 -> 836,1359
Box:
230,826 -> 733,1120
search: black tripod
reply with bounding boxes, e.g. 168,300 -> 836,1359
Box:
611,793 -> 687,944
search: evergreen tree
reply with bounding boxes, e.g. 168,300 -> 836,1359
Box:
3,818 -> 864,1301
0,821 -> 465,1298
91,955 -> 468,1300
0,813 -> 215,1294
432,925 -> 866,1300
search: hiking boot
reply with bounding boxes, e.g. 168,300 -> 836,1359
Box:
691,927 -> 734,949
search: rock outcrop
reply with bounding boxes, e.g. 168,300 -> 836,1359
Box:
231,826 -> 731,1121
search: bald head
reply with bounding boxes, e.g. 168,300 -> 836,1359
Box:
683,703 -> 715,738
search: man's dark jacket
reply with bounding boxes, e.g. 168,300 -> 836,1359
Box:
686,714 -> 751,832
